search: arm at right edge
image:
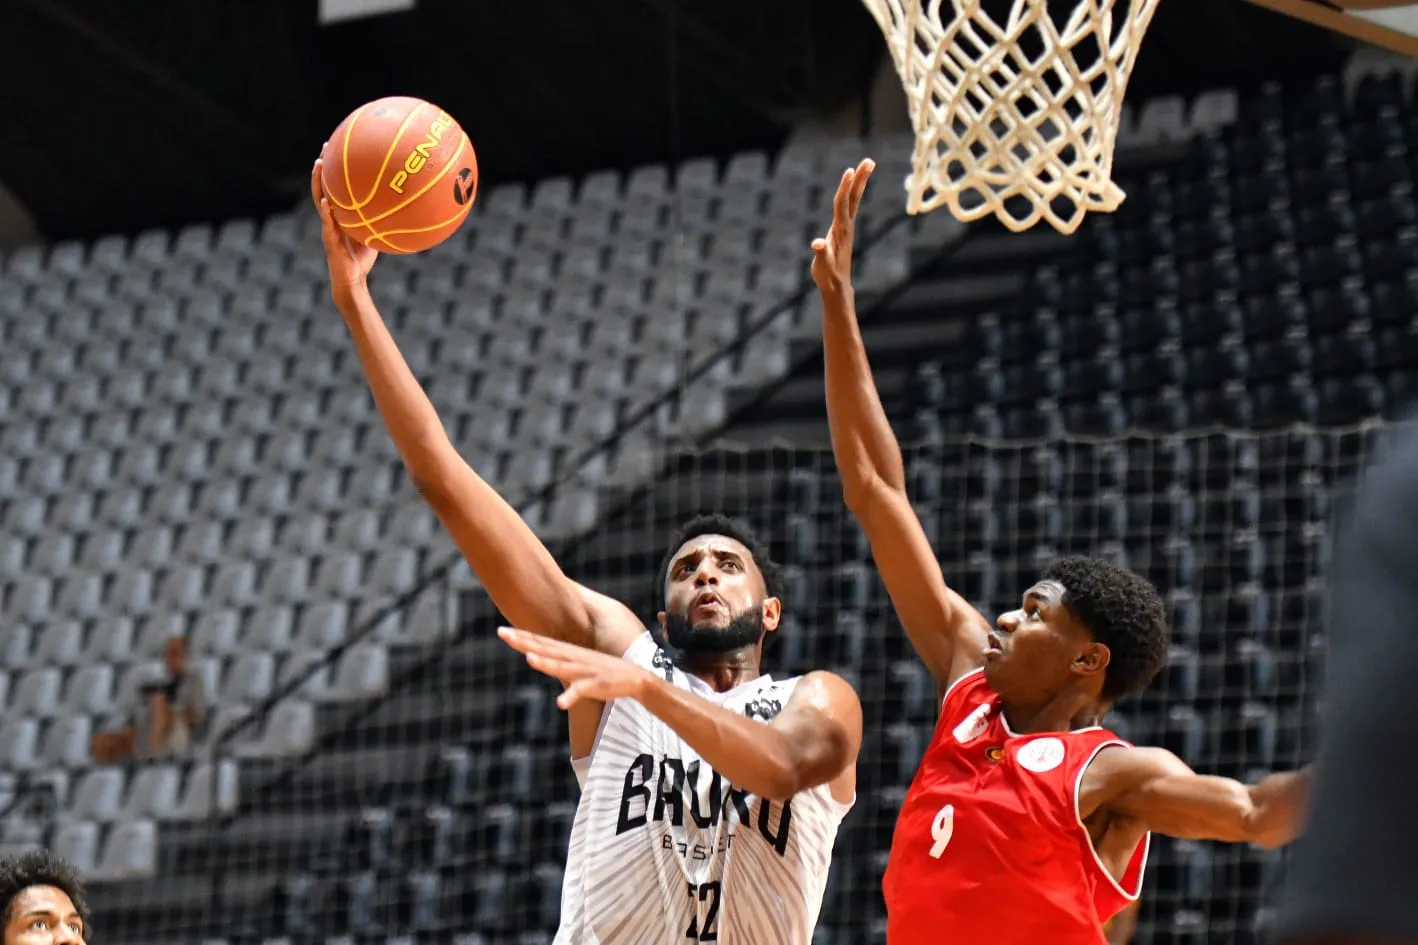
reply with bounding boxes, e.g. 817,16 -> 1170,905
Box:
820,283 -> 989,688
335,282 -> 641,655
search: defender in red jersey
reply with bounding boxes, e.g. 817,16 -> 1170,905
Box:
812,160 -> 1313,944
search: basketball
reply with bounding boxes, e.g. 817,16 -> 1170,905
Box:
320,96 -> 478,254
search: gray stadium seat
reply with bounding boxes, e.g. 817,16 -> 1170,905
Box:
294,602 -> 348,653
92,818 -> 158,881
247,605 -> 297,654
56,573 -> 104,620
147,481 -> 195,525
330,645 -> 390,702
209,556 -> 260,607
69,767 -> 125,823
0,719 -> 39,770
192,611 -> 241,658
171,759 -> 239,821
333,509 -> 382,551
315,553 -> 364,599
51,821 -> 99,874
278,649 -> 334,702
0,535 -> 22,577
234,699 -> 315,760
0,626 -> 32,672
176,520 -> 228,564
260,556 -> 312,606
122,766 -> 181,821
62,665 -> 115,718
231,516 -> 277,560
223,652 -> 276,705
32,621 -> 83,668
278,516 -> 330,558
41,715 -> 92,768
11,668 -> 61,718
130,527 -> 176,571
107,569 -> 155,618
78,529 -> 125,572
158,565 -> 208,613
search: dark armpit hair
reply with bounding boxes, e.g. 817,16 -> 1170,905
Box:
0,849 -> 89,929
655,513 -> 784,609
1043,556 -> 1169,702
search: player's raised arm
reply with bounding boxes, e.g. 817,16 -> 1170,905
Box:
812,159 -> 988,690
1081,745 -> 1312,850
310,158 -> 640,656
501,627 -> 862,803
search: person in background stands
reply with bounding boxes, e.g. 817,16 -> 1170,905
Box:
91,635 -> 207,763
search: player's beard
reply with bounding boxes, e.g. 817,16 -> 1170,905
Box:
663,602 -> 765,654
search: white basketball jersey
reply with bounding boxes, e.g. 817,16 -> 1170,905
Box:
557,632 -> 853,945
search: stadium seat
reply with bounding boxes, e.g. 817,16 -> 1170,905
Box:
93,818 -> 158,881
70,768 -> 126,823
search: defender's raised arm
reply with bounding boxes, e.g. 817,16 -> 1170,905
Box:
311,157 -> 639,658
812,160 -> 988,692
1082,745 -> 1312,850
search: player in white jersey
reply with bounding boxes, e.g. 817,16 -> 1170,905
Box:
498,514 -> 858,944
310,160 -> 863,944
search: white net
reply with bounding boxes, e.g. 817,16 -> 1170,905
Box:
863,0 -> 1162,234
49,425 -> 1365,944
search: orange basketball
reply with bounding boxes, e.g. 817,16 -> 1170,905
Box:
320,96 -> 478,254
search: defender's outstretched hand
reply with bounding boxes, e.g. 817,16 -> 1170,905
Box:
811,158 -> 876,297
311,151 -> 378,297
500,626 -> 656,710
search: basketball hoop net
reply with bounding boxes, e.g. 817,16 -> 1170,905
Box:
863,0 -> 1162,235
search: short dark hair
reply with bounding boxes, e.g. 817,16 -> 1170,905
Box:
1042,556 -> 1169,702
0,849 -> 89,930
655,513 -> 784,610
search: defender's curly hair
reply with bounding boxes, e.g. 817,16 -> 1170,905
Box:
655,513 -> 784,610
0,849 -> 89,930
1042,556 -> 1169,702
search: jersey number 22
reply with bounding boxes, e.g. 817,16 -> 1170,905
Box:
686,881 -> 721,941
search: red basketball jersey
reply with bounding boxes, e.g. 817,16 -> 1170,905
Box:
883,668 -> 1149,945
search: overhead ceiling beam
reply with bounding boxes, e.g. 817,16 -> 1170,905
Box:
1241,0 -> 1418,56
14,0 -> 302,187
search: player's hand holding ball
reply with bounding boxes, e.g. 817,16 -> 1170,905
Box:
312,154 -> 379,303
311,96 -> 479,305
499,627 -> 659,710
811,157 -> 875,299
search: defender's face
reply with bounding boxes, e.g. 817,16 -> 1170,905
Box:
4,886 -> 84,945
985,580 -> 1091,698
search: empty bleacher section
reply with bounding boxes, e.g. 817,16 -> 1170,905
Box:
0,70 -> 1412,944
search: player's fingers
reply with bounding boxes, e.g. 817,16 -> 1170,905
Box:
310,159 -> 324,209
849,159 -> 875,213
811,238 -> 828,254
525,651 -> 583,680
497,626 -> 572,661
833,168 -> 854,221
500,625 -> 579,655
557,681 -> 592,710
316,199 -> 342,253
497,625 -> 538,652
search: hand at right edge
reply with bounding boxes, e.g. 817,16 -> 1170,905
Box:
310,149 -> 378,304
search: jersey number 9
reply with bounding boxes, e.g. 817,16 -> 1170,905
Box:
930,804 -> 955,859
